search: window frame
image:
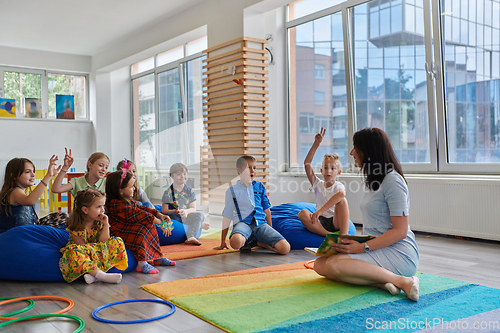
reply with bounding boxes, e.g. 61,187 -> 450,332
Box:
0,66 -> 90,120
286,0 -> 500,174
431,0 -> 500,173
131,49 -> 205,170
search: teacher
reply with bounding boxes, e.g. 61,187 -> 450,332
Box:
314,128 -> 420,301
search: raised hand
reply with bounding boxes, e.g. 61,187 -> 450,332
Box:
314,127 -> 326,145
63,148 -> 74,169
47,155 -> 62,178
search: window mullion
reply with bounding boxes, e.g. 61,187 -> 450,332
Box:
41,70 -> 49,119
343,6 -> 355,172
422,0 -> 439,172
154,71 -> 160,171
432,0 -> 448,172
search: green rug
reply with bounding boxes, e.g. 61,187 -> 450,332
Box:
142,261 -> 500,333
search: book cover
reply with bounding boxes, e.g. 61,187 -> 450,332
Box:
0,98 -> 16,117
56,94 -> 75,119
25,97 -> 42,118
314,233 -> 376,257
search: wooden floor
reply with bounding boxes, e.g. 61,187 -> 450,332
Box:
1,215 -> 499,332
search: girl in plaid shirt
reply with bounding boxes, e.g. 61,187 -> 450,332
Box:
106,170 -> 175,274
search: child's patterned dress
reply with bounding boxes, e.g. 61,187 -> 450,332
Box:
59,222 -> 128,283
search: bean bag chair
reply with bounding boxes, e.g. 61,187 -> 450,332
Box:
0,225 -> 137,282
270,202 -> 357,250
154,205 -> 201,245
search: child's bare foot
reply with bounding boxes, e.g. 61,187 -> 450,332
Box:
201,222 -> 210,230
185,237 -> 202,245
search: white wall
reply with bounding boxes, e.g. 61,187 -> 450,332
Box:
110,67 -> 132,166
92,0 -> 264,72
0,118 -> 94,161
0,45 -> 91,73
0,46 -> 95,166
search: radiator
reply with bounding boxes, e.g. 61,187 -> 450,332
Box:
343,175 -> 500,241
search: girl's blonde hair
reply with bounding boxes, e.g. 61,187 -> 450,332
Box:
86,152 -> 110,172
67,188 -> 106,231
0,158 -> 35,215
116,159 -> 140,201
322,153 -> 341,169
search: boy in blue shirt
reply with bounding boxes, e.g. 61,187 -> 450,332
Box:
214,155 -> 290,255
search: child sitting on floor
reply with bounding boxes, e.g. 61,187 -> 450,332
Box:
59,188 -> 127,284
214,155 -> 290,255
298,127 -> 350,236
0,156 -> 68,233
106,169 -> 175,274
162,163 -> 210,245
51,148 -> 109,199
116,159 -> 153,209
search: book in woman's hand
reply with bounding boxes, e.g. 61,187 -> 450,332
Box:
310,233 -> 376,257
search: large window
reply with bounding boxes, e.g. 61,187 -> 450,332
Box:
287,0 -> 500,173
0,68 -> 88,119
353,0 -> 430,164
131,38 -> 207,169
3,71 -> 41,117
132,74 -> 156,167
289,11 -> 349,168
441,0 -> 500,163
48,74 -> 87,118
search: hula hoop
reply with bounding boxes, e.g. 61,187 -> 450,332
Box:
0,314 -> 85,333
92,299 -> 176,324
0,297 -> 35,317
304,259 -> 315,270
0,296 -> 74,321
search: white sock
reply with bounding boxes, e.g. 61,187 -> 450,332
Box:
96,270 -> 122,284
84,274 -> 97,284
137,261 -> 147,267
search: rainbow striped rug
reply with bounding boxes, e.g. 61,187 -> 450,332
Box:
141,261 -> 500,333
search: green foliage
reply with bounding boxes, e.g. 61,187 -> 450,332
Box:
3,72 -> 41,115
2,71 -> 85,117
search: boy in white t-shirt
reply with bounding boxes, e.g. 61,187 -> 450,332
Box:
298,127 -> 350,236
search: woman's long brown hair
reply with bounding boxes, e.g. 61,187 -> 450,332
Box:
353,127 -> 406,191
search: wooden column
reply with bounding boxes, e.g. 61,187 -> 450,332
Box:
201,37 -> 269,206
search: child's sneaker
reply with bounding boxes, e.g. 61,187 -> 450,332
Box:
240,239 -> 257,253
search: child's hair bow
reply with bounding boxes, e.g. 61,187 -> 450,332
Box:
122,158 -> 132,171
120,168 -> 128,187
119,158 -> 131,187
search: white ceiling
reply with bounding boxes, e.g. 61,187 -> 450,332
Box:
0,0 -> 207,56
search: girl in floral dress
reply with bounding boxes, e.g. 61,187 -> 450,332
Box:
59,188 -> 127,284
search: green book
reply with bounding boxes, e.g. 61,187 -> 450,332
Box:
312,233 -> 376,257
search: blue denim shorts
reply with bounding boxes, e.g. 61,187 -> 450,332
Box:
230,219 -> 284,248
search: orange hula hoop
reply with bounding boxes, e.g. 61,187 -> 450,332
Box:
0,296 -> 74,321
304,260 -> 315,270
